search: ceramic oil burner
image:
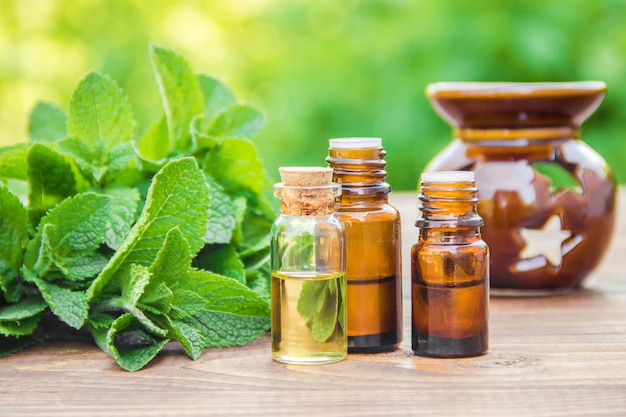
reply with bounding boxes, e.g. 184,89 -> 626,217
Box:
424,82 -> 617,295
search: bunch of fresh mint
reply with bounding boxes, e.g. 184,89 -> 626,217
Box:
0,44 -> 276,371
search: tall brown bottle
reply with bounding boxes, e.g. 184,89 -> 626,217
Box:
412,171 -> 489,358
327,137 -> 402,353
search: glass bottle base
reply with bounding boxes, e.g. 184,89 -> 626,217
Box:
348,331 -> 401,353
272,352 -> 346,365
412,331 -> 488,358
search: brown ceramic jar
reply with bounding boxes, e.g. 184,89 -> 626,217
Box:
425,82 -> 617,295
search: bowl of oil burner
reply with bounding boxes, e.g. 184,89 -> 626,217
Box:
424,81 -> 617,295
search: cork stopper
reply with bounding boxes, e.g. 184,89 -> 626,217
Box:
275,167 -> 340,216
279,167 -> 333,187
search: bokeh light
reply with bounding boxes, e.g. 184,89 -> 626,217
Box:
1,0 -> 625,189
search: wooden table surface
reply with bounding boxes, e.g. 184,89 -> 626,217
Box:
2,189 -> 626,417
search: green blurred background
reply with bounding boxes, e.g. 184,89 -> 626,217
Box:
1,0 -> 625,190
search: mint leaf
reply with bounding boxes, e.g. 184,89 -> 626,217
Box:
206,104 -> 264,139
150,44 -> 203,154
67,71 -> 133,149
121,264 -> 151,308
25,222 -> 108,283
237,207 -> 273,257
140,227 -> 206,319
0,297 -> 46,320
184,309 -> 269,348
29,101 -> 66,142
0,144 -> 28,182
194,244 -> 245,284
101,186 -> 140,250
243,249 -> 271,300
169,288 -> 206,319
230,196 -> 248,246
0,186 -> 29,301
164,318 -> 204,360
197,73 -> 236,120
177,270 -> 265,315
180,270 -> 270,347
27,143 -> 77,221
311,280 -> 340,342
63,254 -> 109,281
120,264 -> 167,337
104,142 -> 142,187
203,174 -> 235,244
277,231 -> 315,269
88,157 -> 209,300
0,270 -> 22,304
296,280 -> 327,325
139,282 -> 172,315
245,266 -> 270,301
0,297 -> 47,337
58,137 -> 104,181
0,315 -> 42,338
297,278 -> 343,343
64,71 -> 134,183
142,227 -> 202,318
147,227 -> 191,291
31,277 -> 89,330
137,116 -> 169,163
23,224 -> 53,278
105,313 -> 169,372
88,310 -> 116,330
59,138 -> 143,185
24,192 -> 111,279
43,192 -> 110,253
190,115 -> 218,152
204,138 -> 265,198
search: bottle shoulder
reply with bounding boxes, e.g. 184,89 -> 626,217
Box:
413,235 -> 488,250
336,201 -> 400,216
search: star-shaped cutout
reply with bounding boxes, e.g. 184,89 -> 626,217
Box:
519,215 -> 571,267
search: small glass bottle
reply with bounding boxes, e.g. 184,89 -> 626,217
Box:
271,167 -> 347,364
411,171 -> 489,357
326,138 -> 402,353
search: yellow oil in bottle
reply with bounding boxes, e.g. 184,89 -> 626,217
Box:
271,270 -> 347,364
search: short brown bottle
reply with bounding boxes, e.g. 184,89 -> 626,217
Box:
411,171 -> 489,357
327,137 -> 402,353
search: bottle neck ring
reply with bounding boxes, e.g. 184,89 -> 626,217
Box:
456,126 -> 578,141
326,147 -> 391,195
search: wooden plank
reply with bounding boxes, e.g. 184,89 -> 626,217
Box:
1,188 -> 625,416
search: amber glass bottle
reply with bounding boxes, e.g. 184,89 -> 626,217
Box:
412,171 -> 488,358
327,137 -> 402,353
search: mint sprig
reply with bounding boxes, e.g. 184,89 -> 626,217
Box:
0,44 -> 275,370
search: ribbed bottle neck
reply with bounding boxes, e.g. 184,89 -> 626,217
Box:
416,173 -> 483,229
326,146 -> 391,196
